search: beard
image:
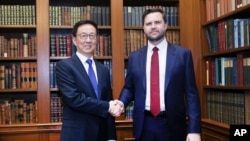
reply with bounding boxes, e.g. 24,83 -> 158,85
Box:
146,31 -> 165,42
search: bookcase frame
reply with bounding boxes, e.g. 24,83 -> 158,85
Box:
0,0 -> 207,141
200,1 -> 250,141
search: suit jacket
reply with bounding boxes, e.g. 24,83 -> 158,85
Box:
119,43 -> 201,140
56,54 -> 116,141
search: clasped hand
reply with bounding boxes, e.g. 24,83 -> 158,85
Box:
109,100 -> 124,117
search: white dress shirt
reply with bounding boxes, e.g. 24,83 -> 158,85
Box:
76,51 -> 98,83
145,39 -> 168,111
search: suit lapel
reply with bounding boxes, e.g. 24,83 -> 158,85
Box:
95,61 -> 102,99
139,46 -> 147,89
72,54 -> 98,98
165,43 -> 176,92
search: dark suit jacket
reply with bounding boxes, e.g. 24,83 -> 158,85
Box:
56,54 -> 116,141
119,43 -> 201,140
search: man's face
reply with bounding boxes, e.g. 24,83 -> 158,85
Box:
73,24 -> 97,57
143,12 -> 168,44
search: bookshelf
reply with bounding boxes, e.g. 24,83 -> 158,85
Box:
0,0 -> 205,141
0,0 -> 38,125
201,0 -> 250,141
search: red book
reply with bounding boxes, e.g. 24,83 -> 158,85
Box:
99,35 -> 104,56
66,34 -> 72,56
19,39 -> 23,57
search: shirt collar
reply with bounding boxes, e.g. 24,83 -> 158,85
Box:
147,39 -> 168,51
76,51 -> 94,64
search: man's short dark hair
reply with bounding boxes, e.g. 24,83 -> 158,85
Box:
72,20 -> 98,37
142,8 -> 167,25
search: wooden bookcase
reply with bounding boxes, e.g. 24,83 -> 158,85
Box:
0,0 -> 206,141
200,1 -> 250,141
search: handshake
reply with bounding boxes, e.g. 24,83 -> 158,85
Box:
108,100 -> 124,117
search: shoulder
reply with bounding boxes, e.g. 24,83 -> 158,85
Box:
57,57 -> 73,66
168,42 -> 190,53
56,55 -> 80,69
129,46 -> 147,57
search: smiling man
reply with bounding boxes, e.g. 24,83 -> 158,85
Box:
117,8 -> 202,141
56,20 -> 121,141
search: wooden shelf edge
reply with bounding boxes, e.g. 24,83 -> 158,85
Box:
203,85 -> 250,91
0,123 -> 62,134
0,88 -> 37,93
0,25 -> 36,28
202,4 -> 250,26
202,46 -> 250,58
0,120 -> 133,134
202,119 -> 229,135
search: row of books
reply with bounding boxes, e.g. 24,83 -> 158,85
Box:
0,5 -> 36,25
50,34 -> 112,57
50,95 -> 63,123
124,6 -> 178,26
0,62 -> 37,89
0,34 -> 36,57
207,90 -> 250,125
49,60 -> 113,88
205,0 -> 250,21
0,4 -> 179,27
205,18 -> 250,53
49,6 -> 110,26
0,100 -> 38,125
124,30 -> 146,56
205,53 -> 250,86
50,34 -> 73,57
124,30 -> 180,56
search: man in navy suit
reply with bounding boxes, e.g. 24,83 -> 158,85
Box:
117,8 -> 201,141
56,20 -> 121,141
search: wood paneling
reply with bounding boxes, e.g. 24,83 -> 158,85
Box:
36,0 -> 50,123
0,134 -> 39,141
0,0 -> 230,141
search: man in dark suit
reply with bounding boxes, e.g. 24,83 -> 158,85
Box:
117,8 -> 201,141
56,20 -> 120,141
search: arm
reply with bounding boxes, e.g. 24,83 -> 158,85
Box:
119,54 -> 135,107
185,50 -> 201,134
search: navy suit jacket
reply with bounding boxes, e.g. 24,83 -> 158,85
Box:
56,54 -> 116,141
119,43 -> 201,140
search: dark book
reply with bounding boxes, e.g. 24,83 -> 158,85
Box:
55,35 -> 60,56
50,34 -> 56,57
245,91 -> 250,124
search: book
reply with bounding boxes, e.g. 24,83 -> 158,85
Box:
23,33 -> 28,57
245,91 -> 250,124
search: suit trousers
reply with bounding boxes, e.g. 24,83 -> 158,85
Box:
136,113 -> 171,141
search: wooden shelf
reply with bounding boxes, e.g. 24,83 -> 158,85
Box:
202,4 -> 250,26
203,46 -> 250,58
203,86 -> 250,91
202,119 -> 229,135
0,0 -> 207,140
0,57 -> 37,61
